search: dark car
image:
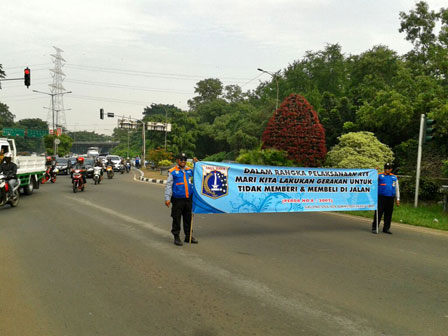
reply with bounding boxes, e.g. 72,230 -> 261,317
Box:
84,158 -> 95,178
55,157 -> 70,175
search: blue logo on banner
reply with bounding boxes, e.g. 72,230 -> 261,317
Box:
201,165 -> 229,199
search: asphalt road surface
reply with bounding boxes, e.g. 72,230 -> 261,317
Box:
1,171 -> 447,336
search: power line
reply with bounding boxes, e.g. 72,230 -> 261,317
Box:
65,63 -> 253,81
241,73 -> 265,88
65,78 -> 192,94
69,94 -> 152,106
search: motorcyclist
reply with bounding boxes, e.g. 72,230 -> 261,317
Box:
72,157 -> 87,184
0,153 -> 18,199
106,158 -> 115,169
45,155 -> 55,175
94,158 -> 104,177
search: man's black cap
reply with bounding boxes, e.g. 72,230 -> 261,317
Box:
384,162 -> 392,169
176,153 -> 188,160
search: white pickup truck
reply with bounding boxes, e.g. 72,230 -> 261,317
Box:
0,138 -> 46,195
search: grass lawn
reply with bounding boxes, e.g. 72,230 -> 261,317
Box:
140,167 -> 168,180
344,202 -> 448,231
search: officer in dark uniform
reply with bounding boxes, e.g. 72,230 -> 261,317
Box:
372,163 -> 400,234
164,153 -> 198,246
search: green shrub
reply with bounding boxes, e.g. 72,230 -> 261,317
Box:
398,176 -> 442,202
158,159 -> 172,167
442,160 -> 448,178
236,148 -> 294,166
203,151 -> 238,162
326,131 -> 394,169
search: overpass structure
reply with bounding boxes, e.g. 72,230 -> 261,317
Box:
71,141 -> 119,155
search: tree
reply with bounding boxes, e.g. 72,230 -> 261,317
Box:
236,147 -> 294,166
0,64 -> 5,79
14,118 -> 48,153
283,44 -> 349,103
399,2 -> 448,80
356,90 -> 414,147
326,132 -> 394,169
348,45 -> 401,105
188,78 -> 223,110
0,102 -> 15,129
262,94 -> 326,167
44,134 -> 73,156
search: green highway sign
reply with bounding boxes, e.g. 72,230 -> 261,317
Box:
27,129 -> 49,138
2,128 -> 25,137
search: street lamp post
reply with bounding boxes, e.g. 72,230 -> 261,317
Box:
161,106 -> 169,151
257,68 -> 279,111
33,90 -> 72,155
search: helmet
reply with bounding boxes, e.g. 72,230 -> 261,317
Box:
77,157 -> 84,163
176,153 -> 188,160
46,156 -> 52,161
4,152 -> 12,158
384,162 -> 392,169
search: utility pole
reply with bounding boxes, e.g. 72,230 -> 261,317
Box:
142,120 -> 146,167
33,90 -> 72,155
414,114 -> 425,208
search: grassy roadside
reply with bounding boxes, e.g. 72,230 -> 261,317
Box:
344,202 -> 448,231
140,167 -> 168,180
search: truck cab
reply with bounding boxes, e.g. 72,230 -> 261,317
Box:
0,138 -> 46,195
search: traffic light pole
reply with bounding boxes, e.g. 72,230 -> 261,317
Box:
142,121 -> 146,168
414,114 -> 425,208
101,111 -> 146,166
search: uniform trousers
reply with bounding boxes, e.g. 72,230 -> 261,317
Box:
372,195 -> 395,231
171,197 -> 193,237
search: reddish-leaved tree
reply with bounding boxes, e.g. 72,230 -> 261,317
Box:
262,94 -> 326,167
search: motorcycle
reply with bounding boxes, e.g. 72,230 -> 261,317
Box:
120,165 -> 125,174
126,162 -> 131,173
72,169 -> 85,193
0,174 -> 20,207
106,165 -> 114,179
93,166 -> 103,185
42,166 -> 58,184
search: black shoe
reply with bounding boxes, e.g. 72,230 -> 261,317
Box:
184,236 -> 198,244
383,230 -> 392,234
174,236 -> 183,246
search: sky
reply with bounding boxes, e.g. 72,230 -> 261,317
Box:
0,0 -> 446,135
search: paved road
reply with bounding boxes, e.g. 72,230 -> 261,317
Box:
1,172 -> 447,336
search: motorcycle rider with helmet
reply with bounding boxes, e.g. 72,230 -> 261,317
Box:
45,155 -> 55,175
72,157 -> 87,185
0,153 -> 18,199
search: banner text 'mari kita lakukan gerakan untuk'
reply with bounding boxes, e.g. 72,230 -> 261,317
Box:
192,161 -> 378,214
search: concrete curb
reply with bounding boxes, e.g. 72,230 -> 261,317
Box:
138,176 -> 167,184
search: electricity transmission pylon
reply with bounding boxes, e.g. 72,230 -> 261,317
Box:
46,46 -> 69,130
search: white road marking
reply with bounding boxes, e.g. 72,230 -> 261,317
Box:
65,195 -> 379,336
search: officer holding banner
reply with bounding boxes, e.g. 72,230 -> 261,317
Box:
165,153 -> 198,246
372,163 -> 400,234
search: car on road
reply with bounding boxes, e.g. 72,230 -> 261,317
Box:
84,158 -> 95,178
55,157 -> 70,175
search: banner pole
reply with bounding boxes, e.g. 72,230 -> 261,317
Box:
189,213 -> 194,244
376,209 -> 379,234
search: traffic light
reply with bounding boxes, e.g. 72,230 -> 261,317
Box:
100,108 -> 104,119
424,116 -> 435,143
24,67 -> 31,88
